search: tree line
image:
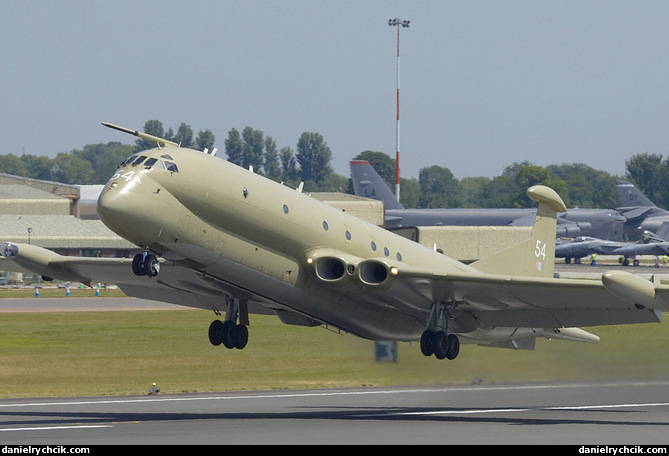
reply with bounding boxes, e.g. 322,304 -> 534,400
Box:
0,119 -> 666,210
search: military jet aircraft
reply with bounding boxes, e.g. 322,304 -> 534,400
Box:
1,123 -> 668,361
351,160 -> 625,240
611,231 -> 669,266
555,236 -> 626,264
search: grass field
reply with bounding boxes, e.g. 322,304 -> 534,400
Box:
1,288 -> 668,398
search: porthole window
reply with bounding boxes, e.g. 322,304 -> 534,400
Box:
345,231 -> 351,241
371,241 -> 377,251
283,204 -> 289,214
396,252 -> 402,262
384,247 -> 390,257
322,221 -> 329,231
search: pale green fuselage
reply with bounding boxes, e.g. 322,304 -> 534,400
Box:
97,146 -> 475,340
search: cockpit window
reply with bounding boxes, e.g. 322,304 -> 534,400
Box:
121,154 -> 137,167
132,155 -> 147,166
161,154 -> 173,160
136,157 -> 178,173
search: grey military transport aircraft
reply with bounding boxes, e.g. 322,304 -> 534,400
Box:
1,123 -> 668,361
350,160 -> 625,240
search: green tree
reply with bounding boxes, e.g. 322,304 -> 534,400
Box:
225,128 -> 243,166
21,155 -> 54,181
317,173 -> 349,192
241,127 -> 264,172
51,152 -> 94,184
0,154 -> 28,176
514,165 -> 569,208
195,129 -> 215,152
263,136 -> 282,181
625,153 -> 668,208
547,163 -> 618,208
399,177 -> 420,208
480,175 -> 518,208
459,176 -> 491,208
418,165 -> 460,208
72,142 -> 136,184
296,132 -> 332,184
280,147 -> 298,184
174,123 -> 194,148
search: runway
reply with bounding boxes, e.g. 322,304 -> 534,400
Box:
1,380 -> 668,445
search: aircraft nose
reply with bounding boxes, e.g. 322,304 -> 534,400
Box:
96,184 -> 140,242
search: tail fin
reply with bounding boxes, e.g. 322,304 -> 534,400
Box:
616,180 -> 657,208
350,160 -> 405,210
470,185 -> 566,277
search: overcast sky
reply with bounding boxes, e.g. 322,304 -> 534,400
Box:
3,0 -> 669,181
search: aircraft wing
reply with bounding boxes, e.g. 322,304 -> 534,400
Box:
364,259 -> 667,329
619,206 -> 656,220
0,242 -> 278,317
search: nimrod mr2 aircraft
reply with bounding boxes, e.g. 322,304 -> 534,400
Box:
2,123 -> 668,360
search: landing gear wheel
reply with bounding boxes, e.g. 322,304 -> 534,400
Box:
446,334 -> 460,360
420,330 -> 434,357
208,320 -> 224,346
422,330 -> 460,360
220,320 -> 237,349
234,324 -> 248,349
132,253 -> 160,277
143,254 -> 160,277
132,254 -> 143,276
433,331 -> 449,360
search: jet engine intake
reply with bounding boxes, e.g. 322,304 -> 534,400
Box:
307,250 -> 361,286
357,259 -> 397,289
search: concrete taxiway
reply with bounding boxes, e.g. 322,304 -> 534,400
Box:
0,380 -> 668,445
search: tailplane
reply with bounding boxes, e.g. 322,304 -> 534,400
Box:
470,186 -> 566,277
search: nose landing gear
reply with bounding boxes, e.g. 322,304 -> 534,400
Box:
132,251 -> 160,277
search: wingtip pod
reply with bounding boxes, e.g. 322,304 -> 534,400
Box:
601,270 -> 655,307
527,185 -> 567,213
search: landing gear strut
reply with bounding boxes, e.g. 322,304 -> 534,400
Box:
420,302 -> 460,360
209,297 -> 249,350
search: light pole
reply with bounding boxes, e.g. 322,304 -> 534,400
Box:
388,17 -> 409,202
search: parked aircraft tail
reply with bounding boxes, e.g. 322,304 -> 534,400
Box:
350,160 -> 405,210
470,186 -> 566,278
617,180 -> 657,208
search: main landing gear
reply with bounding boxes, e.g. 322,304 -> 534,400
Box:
132,251 -> 160,277
420,302 -> 460,360
209,297 -> 249,350
420,330 -> 459,360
